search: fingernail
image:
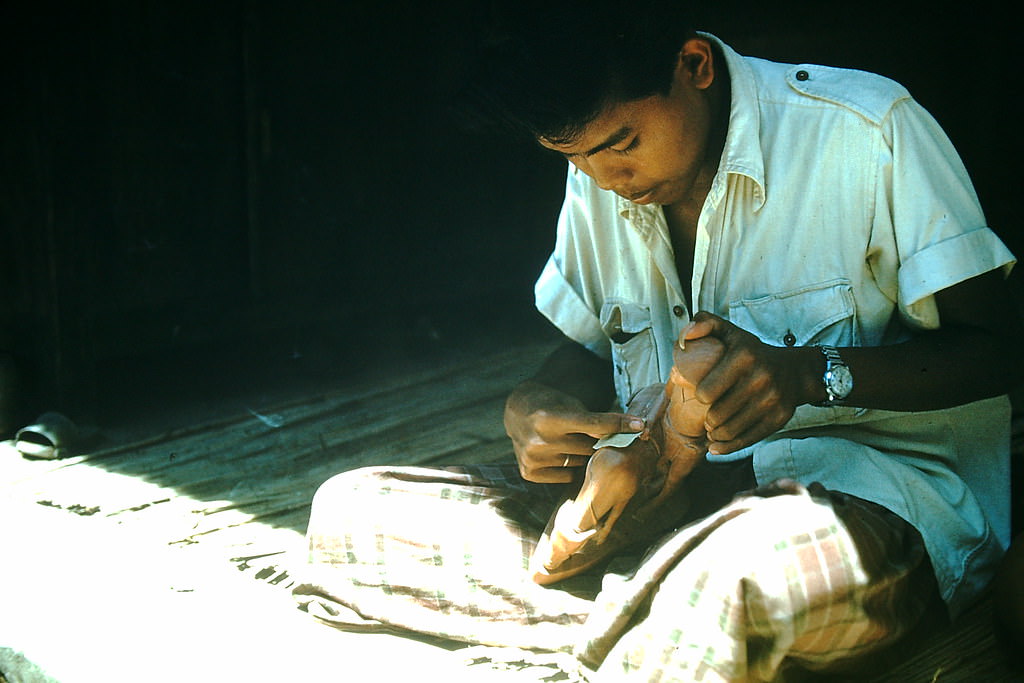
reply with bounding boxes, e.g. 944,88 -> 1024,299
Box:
678,321 -> 695,342
628,418 -> 645,431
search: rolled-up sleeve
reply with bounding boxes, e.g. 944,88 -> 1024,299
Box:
880,99 -> 1016,329
899,228 -> 1015,328
535,255 -> 610,358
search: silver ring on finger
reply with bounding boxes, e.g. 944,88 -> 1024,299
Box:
562,455 -> 571,468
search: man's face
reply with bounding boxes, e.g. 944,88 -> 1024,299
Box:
538,39 -> 719,208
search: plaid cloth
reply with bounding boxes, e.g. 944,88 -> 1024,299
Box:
293,462 -> 936,681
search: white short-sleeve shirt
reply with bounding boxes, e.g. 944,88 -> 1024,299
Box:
534,35 -> 1016,617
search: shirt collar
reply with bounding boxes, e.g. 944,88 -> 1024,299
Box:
618,33 -> 767,222
706,33 -> 766,208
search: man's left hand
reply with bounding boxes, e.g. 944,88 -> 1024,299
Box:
677,312 -> 820,455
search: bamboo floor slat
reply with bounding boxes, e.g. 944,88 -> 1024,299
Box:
0,338 -> 562,682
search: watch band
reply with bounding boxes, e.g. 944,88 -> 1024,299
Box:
821,345 -> 843,370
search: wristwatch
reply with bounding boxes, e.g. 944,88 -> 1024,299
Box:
817,345 -> 853,406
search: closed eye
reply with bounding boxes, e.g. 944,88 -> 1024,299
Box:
613,137 -> 640,155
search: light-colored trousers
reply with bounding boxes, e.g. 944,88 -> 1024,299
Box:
293,462 -> 938,682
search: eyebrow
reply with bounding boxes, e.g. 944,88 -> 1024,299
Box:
565,126 -> 633,159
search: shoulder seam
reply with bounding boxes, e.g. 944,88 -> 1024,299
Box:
783,63 -> 911,125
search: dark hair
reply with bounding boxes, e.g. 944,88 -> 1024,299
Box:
456,0 -> 694,144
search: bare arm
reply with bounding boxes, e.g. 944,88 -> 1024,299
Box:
842,269 -> 1024,410
686,270 -> 1024,455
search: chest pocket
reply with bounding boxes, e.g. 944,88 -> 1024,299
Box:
727,279 -> 859,348
727,279 -> 866,429
600,301 -> 660,410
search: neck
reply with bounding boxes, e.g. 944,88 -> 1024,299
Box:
665,44 -> 732,213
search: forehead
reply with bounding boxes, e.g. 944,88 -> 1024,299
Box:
540,99 -> 634,152
538,97 -> 651,157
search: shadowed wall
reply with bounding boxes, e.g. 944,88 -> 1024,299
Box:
1,0 -> 1018,425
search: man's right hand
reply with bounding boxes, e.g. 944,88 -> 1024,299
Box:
504,380 -> 645,483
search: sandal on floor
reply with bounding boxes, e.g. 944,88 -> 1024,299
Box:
15,412 -> 81,460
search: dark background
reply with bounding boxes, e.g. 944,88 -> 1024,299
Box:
1,1 -> 1019,434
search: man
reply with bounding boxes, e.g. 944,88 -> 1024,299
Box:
294,2 -> 1022,679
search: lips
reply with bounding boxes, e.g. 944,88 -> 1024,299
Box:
626,188 -> 656,204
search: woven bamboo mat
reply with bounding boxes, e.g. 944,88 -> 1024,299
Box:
0,337 -> 568,682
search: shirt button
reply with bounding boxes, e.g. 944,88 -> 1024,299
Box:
783,332 -> 796,346
795,70 -> 809,81
672,305 -> 685,317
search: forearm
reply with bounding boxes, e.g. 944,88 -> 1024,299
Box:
780,270 -> 1024,412
689,274 -> 1024,455
828,325 -> 1023,411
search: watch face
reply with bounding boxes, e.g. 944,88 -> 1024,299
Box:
826,365 -> 854,399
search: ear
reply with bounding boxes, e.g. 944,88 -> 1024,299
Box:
676,38 -> 715,90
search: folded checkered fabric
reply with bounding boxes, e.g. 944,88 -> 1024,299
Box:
294,464 -> 591,651
293,464 -> 934,681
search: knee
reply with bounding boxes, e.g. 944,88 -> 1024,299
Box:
706,492 -> 841,578
312,466 -> 369,498
309,466 -> 391,519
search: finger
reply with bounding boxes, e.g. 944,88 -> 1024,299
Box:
545,432 -> 601,455
705,397 -> 761,443
686,311 -> 731,337
679,316 -> 718,342
672,335 -> 725,388
575,411 -> 646,439
537,453 -> 590,483
707,416 -> 776,455
702,381 -> 752,433
555,454 -> 590,469
692,352 -> 741,406
689,311 -> 758,348
529,464 -> 581,484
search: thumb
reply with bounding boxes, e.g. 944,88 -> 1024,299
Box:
679,311 -> 727,344
579,411 -> 646,439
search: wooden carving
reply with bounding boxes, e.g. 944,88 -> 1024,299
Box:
530,333 -> 723,584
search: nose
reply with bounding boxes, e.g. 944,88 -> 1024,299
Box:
575,156 -> 633,192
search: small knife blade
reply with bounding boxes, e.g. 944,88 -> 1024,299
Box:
592,384 -> 671,451
593,431 -> 643,450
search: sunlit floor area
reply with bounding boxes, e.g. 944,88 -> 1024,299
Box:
1,319 -> 1021,682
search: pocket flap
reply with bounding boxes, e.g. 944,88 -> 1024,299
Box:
727,280 -> 857,347
600,301 -> 653,338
